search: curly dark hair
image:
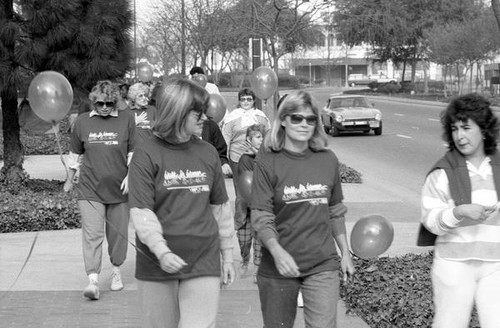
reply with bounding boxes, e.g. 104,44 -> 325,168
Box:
441,93 -> 499,155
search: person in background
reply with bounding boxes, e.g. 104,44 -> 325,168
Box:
128,78 -> 235,328
200,118 -> 232,177
222,87 -> 270,274
64,80 -> 135,301
237,124 -> 264,281
116,82 -> 130,111
251,90 -> 355,327
189,66 -> 220,95
128,82 -> 155,145
420,93 -> 500,328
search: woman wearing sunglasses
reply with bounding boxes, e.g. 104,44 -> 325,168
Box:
221,87 -> 270,276
128,79 -> 235,328
251,91 -> 355,328
64,80 -> 136,300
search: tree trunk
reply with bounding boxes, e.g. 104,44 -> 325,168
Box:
0,0 -> 24,184
492,0 -> 500,35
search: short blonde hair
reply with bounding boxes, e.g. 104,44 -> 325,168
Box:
153,79 -> 209,143
264,90 -> 328,152
88,80 -> 119,108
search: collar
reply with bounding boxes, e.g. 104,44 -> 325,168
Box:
89,109 -> 119,118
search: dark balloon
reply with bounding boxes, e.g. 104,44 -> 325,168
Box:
207,94 -> 226,123
250,66 -> 278,100
28,71 -> 74,124
238,171 -> 253,204
350,215 -> 394,259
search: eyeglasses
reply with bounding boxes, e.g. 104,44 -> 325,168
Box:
287,114 -> 318,126
190,109 -> 207,121
94,101 -> 115,108
240,96 -> 254,102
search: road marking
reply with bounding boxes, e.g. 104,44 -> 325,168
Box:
396,134 -> 412,139
394,113 -> 404,116
428,118 -> 440,122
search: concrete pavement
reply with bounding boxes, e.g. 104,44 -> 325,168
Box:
0,155 -> 431,327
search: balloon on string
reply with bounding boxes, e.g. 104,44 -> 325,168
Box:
239,171 -> 253,204
28,71 -> 74,124
138,63 -> 154,82
350,214 -> 394,259
207,94 -> 226,123
192,74 -> 208,88
250,66 -> 278,100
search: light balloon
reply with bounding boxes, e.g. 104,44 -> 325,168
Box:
138,63 -> 154,82
207,94 -> 226,123
28,71 -> 74,124
238,171 -> 253,204
250,66 -> 278,100
192,74 -> 208,88
350,214 -> 394,259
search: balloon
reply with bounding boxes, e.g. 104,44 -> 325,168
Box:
250,66 -> 278,100
238,171 -> 253,204
138,63 -> 153,82
350,215 -> 394,259
28,71 -> 74,124
192,74 -> 208,88
207,94 -> 226,123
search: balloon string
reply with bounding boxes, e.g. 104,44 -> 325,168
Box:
52,122 -> 69,181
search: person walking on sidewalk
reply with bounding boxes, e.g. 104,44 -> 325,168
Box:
237,124 -> 264,280
222,88 -> 270,274
420,93 -> 500,328
251,90 -> 355,328
128,78 -> 235,328
64,80 -> 136,300
127,82 -> 155,146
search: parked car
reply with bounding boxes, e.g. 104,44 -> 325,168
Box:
321,95 -> 382,136
347,74 -> 375,86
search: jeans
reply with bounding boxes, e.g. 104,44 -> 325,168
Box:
257,271 -> 339,328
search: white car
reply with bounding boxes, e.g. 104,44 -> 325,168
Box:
321,95 -> 383,136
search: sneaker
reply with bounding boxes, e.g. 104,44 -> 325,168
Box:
83,281 -> 100,300
110,270 -> 124,291
297,290 -> 304,308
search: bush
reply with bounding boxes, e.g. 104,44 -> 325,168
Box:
341,252 -> 480,327
0,179 -> 80,233
278,74 -> 301,89
377,82 -> 401,94
0,117 -> 72,160
340,163 -> 362,183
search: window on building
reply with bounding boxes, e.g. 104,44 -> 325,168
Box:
327,33 -> 336,47
316,32 -> 326,47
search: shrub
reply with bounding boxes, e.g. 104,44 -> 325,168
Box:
377,82 -> 401,94
0,179 -> 80,233
340,163 -> 362,183
278,74 -> 301,89
341,252 -> 480,327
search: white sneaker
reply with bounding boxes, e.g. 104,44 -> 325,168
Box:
110,269 -> 124,291
297,290 -> 304,308
83,281 -> 100,300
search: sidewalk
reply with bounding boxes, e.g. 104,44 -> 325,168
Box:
0,155 -> 430,327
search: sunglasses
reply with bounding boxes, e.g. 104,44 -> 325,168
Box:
94,101 -> 115,108
287,114 -> 318,126
191,108 -> 207,121
240,96 -> 254,102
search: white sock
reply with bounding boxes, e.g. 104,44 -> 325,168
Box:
112,265 -> 121,274
88,273 -> 98,284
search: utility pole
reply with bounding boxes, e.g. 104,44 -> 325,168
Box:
181,0 -> 186,76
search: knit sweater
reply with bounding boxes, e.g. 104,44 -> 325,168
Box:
420,149 -> 500,260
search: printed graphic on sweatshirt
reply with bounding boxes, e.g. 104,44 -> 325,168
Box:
163,169 -> 210,193
88,131 -> 119,145
282,183 -> 328,205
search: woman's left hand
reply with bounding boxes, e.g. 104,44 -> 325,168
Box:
340,253 -> 356,283
121,174 -> 129,195
221,261 -> 235,286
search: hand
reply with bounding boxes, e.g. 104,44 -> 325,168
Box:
270,245 -> 300,277
135,112 -> 147,125
340,253 -> 356,283
120,174 -> 129,195
221,261 -> 235,286
63,179 -> 73,193
454,204 -> 497,223
159,252 -> 187,274
245,141 -> 259,155
221,163 -> 232,176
